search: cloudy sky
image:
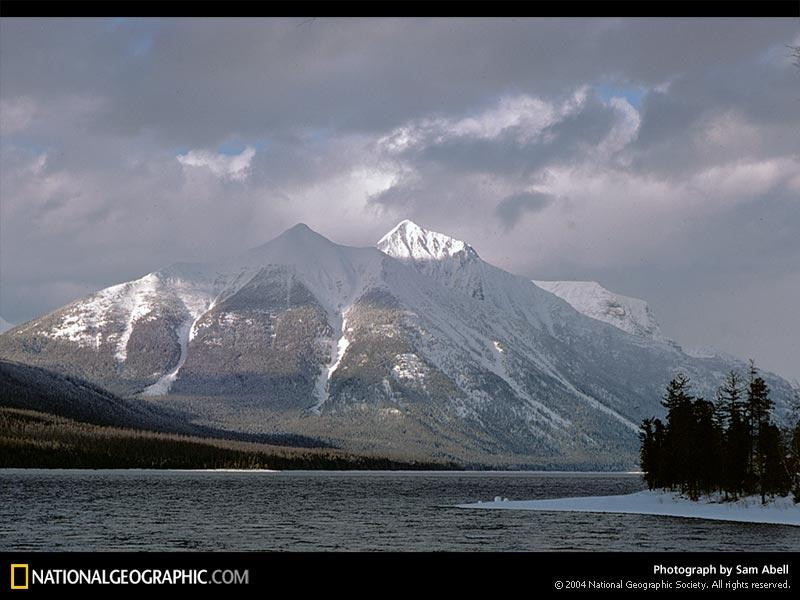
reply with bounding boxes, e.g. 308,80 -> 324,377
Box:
1,18 -> 798,380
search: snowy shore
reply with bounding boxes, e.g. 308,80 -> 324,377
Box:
456,490 -> 800,526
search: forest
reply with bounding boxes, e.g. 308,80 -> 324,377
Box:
640,363 -> 799,503
0,407 -> 456,470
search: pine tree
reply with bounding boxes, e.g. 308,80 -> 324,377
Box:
728,413 -> 753,498
640,417 -> 668,490
759,422 -> 791,501
716,370 -> 750,498
791,421 -> 800,503
716,370 -> 744,430
746,362 -> 776,501
640,418 -> 659,490
661,373 -> 693,413
640,369 -> 797,504
692,397 -> 723,497
660,374 -> 696,495
746,362 -> 774,435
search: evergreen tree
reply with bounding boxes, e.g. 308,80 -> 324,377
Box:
691,397 -> 723,497
640,418 -> 658,490
758,422 -> 791,501
640,417 -> 666,490
724,410 -> 751,499
661,373 -> 694,413
745,362 -> 784,502
640,369 -> 796,504
660,374 -> 695,493
716,370 -> 744,430
716,370 -> 751,498
790,420 -> 800,503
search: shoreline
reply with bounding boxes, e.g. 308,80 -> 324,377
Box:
456,490 -> 800,526
0,467 -> 643,474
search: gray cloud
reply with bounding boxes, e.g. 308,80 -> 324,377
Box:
1,18 -> 799,380
495,192 -> 555,230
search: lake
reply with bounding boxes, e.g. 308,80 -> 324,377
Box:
1,470 -> 798,551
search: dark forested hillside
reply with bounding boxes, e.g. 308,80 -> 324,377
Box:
0,358 -> 327,449
1,358 -> 181,431
0,407 -> 454,470
0,359 -> 456,469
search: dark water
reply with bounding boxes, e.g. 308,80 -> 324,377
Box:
1,470 -> 798,551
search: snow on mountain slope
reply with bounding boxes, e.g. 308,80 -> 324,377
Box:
0,317 -> 13,334
1,220 -> 797,467
373,221 -> 795,422
683,345 -> 739,361
377,219 -> 478,262
533,280 -> 667,342
377,221 -> 570,332
239,223 -> 386,314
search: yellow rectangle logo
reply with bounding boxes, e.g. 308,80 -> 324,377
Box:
10,564 -> 29,590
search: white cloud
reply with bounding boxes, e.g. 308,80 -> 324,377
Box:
1,19 -> 798,378
598,97 -> 641,157
378,93 -> 561,152
690,157 -> 795,208
378,88 -> 638,164
448,95 -> 558,141
177,146 -> 256,181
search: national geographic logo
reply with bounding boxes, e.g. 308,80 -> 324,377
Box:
10,564 -> 29,590
7,563 -> 248,588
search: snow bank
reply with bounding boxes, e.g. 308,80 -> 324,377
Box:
456,490 -> 800,526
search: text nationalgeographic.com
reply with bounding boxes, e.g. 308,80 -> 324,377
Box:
11,565 -> 249,588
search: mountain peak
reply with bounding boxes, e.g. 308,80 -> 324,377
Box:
280,222 -> 315,237
377,220 -> 478,261
249,222 -> 334,253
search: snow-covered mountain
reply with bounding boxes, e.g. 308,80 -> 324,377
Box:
378,219 -> 479,263
0,317 -> 13,334
532,280 -> 668,342
1,221 -> 795,468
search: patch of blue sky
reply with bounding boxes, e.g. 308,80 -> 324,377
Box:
0,136 -> 50,155
302,126 -> 336,144
130,36 -> 154,57
596,84 -> 646,108
105,18 -> 127,30
104,18 -> 164,57
218,139 -> 269,155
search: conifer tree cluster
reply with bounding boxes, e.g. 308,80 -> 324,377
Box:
640,363 -> 799,503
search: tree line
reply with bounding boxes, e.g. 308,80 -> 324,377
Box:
640,362 -> 800,503
0,407 -> 458,471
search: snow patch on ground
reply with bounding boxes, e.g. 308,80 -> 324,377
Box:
457,490 -> 800,526
328,316 -> 351,379
141,294 -> 216,396
115,274 -> 160,362
391,353 -> 427,385
44,285 -> 121,348
312,311 -> 351,413
140,317 -> 195,396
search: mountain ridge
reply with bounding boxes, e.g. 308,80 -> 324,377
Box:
1,221 -> 795,467
532,280 -> 669,343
